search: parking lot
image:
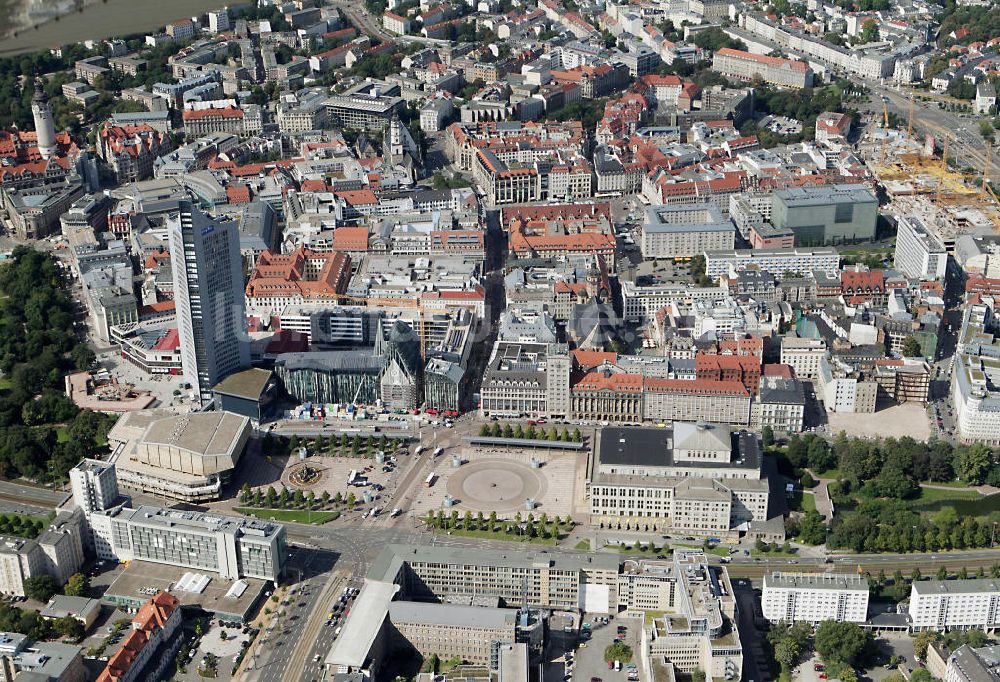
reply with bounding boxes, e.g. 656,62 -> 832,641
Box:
570,613 -> 643,682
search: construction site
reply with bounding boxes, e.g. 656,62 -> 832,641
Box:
861,101 -> 1000,250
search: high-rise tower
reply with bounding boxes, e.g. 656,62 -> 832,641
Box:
31,80 -> 57,160
168,201 -> 250,406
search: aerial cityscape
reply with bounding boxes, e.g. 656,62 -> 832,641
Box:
0,0 -> 999,681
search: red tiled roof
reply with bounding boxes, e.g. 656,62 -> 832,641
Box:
182,107 -> 244,120
153,328 -> 181,351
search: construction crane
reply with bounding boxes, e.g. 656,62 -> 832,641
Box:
907,93 -> 914,141
333,291 -> 429,359
983,142 -> 993,197
878,102 -> 891,167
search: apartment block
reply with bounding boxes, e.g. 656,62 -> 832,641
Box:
909,579 -> 1000,631
389,602 -> 517,664
894,215 -> 947,282
704,247 -> 840,278
762,572 -> 870,624
954,307 -> 1000,445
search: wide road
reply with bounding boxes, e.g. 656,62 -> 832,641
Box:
0,480 -> 69,511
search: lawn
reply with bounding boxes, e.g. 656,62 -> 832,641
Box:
56,427 -> 69,443
603,542 -> 667,555
234,507 -> 340,524
574,539 -> 591,550
909,489 -> 1000,518
913,487 -> 981,503
802,492 -> 817,513
813,467 -> 841,479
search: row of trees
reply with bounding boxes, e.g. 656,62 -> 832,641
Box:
478,423 -> 583,442
0,513 -> 47,540
827,500 -> 995,552
283,433 -> 405,457
424,510 -> 574,540
238,484 -> 352,511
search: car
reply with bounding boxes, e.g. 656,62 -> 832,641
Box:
608,662 -> 615,670
814,665 -> 824,671
819,675 -> 828,679
579,643 -> 587,648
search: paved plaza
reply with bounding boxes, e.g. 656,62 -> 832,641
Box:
408,447 -> 585,520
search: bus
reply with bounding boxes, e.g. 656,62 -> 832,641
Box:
425,472 -> 437,487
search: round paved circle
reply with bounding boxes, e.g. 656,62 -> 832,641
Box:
447,459 -> 546,513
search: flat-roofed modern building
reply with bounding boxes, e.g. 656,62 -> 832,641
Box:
389,602 -> 518,664
771,185 -> 878,246
909,578 -> 1000,631
89,505 -> 285,581
952,304 -> 1000,444
762,572 -> 870,624
369,544 -> 621,612
589,424 -> 769,537
894,214 -> 947,281
325,580 -> 399,678
780,337 -> 827,379
704,247 -> 840,278
108,410 -> 251,501
325,81 -> 405,131
642,551 -> 743,680
641,203 -> 736,259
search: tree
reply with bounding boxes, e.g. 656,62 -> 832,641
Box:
980,120 -> 995,143
937,565 -> 949,580
63,573 -> 90,597
572,428 -> 582,442
859,18 -> 879,43
799,509 -> 826,545
814,621 -> 869,666
901,336 -> 923,357
956,444 -> 992,484
913,631 -> 940,661
52,615 -> 83,641
603,642 -> 633,663
692,670 -> 706,682
774,637 -> 800,672
762,425 -> 775,447
23,575 -> 59,602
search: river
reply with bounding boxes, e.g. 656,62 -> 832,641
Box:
0,0 -> 233,56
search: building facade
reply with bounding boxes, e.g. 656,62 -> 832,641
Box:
762,573 -> 870,624
168,201 -> 250,406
